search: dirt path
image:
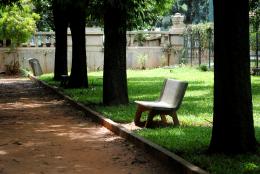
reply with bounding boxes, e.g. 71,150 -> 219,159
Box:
0,76 -> 173,174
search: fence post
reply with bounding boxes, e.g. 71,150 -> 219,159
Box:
198,32 -> 202,66
256,28 -> 259,68
208,37 -> 211,69
190,34 -> 193,66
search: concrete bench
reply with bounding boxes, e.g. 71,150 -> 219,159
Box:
134,79 -> 188,128
252,68 -> 260,76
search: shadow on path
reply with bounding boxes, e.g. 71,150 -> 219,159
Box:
0,76 -> 173,174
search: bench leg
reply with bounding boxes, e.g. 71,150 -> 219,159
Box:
160,114 -> 167,125
172,112 -> 180,126
145,110 -> 156,128
134,105 -> 147,126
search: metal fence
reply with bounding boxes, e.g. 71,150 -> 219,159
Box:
182,31 -> 214,68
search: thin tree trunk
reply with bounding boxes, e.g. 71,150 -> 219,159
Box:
67,7 -> 88,88
198,33 -> 202,65
256,28 -> 259,68
209,0 -> 257,154
53,1 -> 68,81
103,4 -> 129,105
185,1 -> 192,24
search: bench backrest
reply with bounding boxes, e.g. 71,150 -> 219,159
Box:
159,79 -> 188,110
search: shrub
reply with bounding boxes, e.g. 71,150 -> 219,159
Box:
198,64 -> 208,71
250,32 -> 260,52
137,54 -> 148,70
0,0 -> 40,48
5,60 -> 20,75
134,32 -> 146,46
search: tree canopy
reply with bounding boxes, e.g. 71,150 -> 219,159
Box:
0,0 -> 19,6
32,0 -> 53,31
0,0 -> 39,48
85,0 -> 174,30
250,0 -> 260,30
172,0 -> 209,24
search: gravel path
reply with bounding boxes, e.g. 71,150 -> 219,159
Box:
0,76 -> 173,174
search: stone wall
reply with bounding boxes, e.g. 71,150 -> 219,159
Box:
0,31 -> 183,73
0,46 -> 173,73
0,14 -> 187,74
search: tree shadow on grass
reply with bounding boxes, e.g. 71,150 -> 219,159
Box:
136,125 -> 260,174
87,77 -> 214,123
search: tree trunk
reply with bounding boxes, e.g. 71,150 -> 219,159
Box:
103,4 -> 129,105
209,0 -> 257,154
67,7 -> 88,88
256,28 -> 259,68
185,1 -> 192,24
53,1 -> 68,81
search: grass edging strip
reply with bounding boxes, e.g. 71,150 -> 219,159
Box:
29,75 -> 209,174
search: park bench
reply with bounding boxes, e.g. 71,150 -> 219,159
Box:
134,79 -> 188,128
28,58 -> 43,76
252,67 -> 260,76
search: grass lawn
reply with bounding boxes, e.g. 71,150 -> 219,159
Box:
40,67 -> 260,174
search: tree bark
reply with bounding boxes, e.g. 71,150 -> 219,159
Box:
256,28 -> 259,68
53,1 -> 68,81
103,4 -> 129,105
209,0 -> 257,154
67,7 -> 88,88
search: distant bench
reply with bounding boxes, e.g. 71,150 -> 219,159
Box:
252,68 -> 260,76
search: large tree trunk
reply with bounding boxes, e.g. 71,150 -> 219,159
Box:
67,7 -> 88,88
53,1 -> 68,81
209,0 -> 257,154
103,4 -> 129,105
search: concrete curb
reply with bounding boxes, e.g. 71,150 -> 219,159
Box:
29,75 -> 209,174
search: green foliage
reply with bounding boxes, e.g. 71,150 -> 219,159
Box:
87,0 -> 175,30
19,68 -> 30,77
162,42 -> 175,53
250,32 -> 260,52
250,0 -> 260,31
184,22 -> 214,50
133,32 -> 147,46
0,0 -> 40,48
0,0 -> 20,6
171,0 -> 209,24
32,0 -> 53,31
126,0 -> 175,30
198,64 -> 208,72
136,54 -> 148,69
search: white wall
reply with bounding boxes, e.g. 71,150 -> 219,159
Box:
0,31 -> 181,73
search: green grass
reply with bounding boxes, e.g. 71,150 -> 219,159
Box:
39,67 -> 260,174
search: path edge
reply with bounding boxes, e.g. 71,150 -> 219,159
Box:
29,75 -> 209,174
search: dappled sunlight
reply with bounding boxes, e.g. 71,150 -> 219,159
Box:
34,122 -> 116,142
2,102 -> 48,110
54,127 -> 110,141
136,125 -> 211,154
104,136 -> 121,142
0,150 -> 8,155
35,128 -> 66,133
0,78 -> 28,83
23,141 -> 49,148
55,132 -> 93,140
0,100 -> 65,112
49,125 -> 64,128
130,94 -> 159,101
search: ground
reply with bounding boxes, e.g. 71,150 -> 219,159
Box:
0,76 -> 173,174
